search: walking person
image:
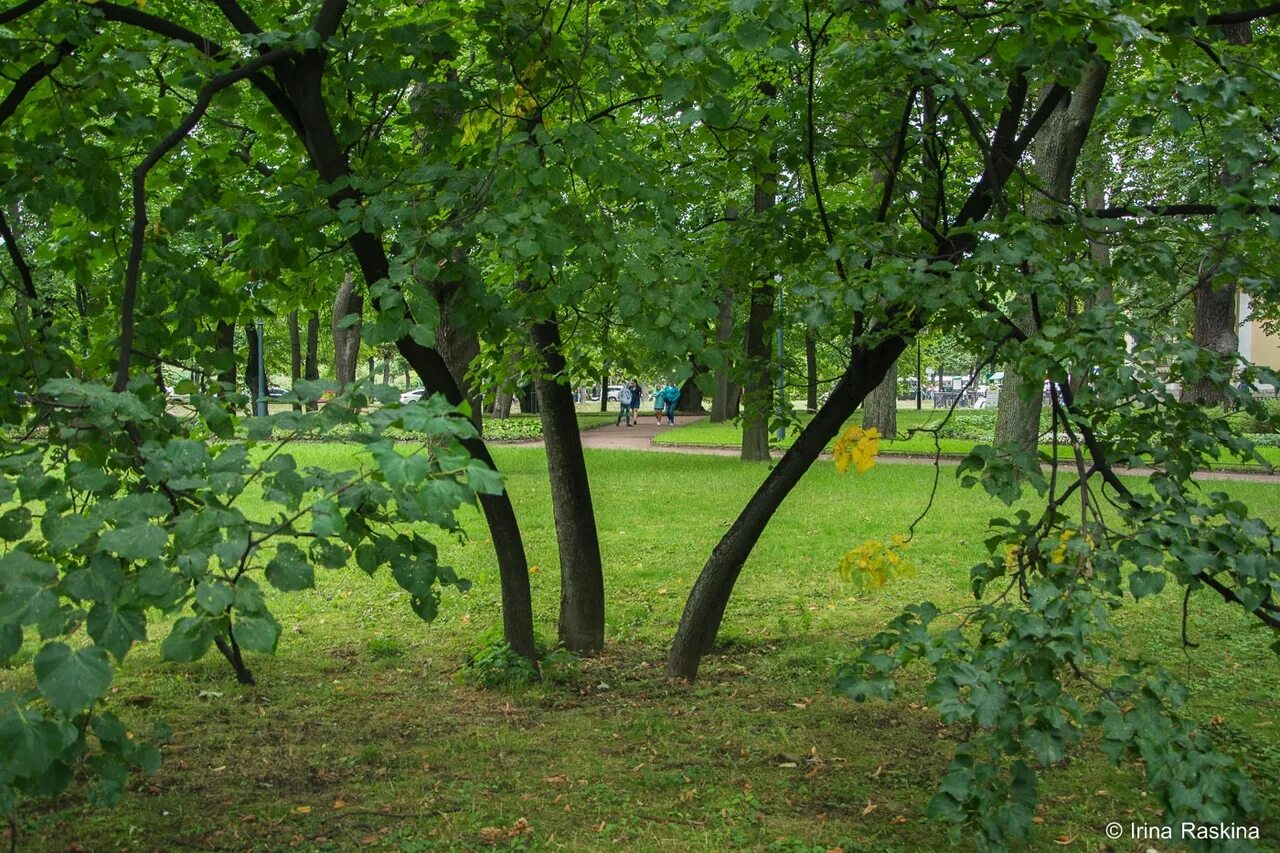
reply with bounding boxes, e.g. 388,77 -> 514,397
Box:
615,382 -> 633,426
627,379 -> 642,427
660,380 -> 680,426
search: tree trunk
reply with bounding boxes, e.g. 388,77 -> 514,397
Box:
1183,261 -> 1237,405
382,358 -> 390,385
994,62 -> 1108,458
861,359 -> 898,435
304,311 -> 320,411
332,273 -> 362,389
1182,22 -> 1249,406
711,287 -> 739,423
215,320 -> 237,393
434,286 -> 483,432
526,302 -> 605,654
678,366 -> 707,412
668,336 -> 908,679
367,356 -> 375,379
289,310 -> 302,411
740,184 -> 776,462
492,388 -> 514,419
304,312 -> 319,380
245,325 -> 261,413
805,332 -> 818,412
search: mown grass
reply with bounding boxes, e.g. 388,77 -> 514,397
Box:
7,448 -> 1280,851
654,409 -> 1280,468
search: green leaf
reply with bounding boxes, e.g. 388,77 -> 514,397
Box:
0,507 -> 32,540
34,643 -> 113,714
465,462 -> 505,496
265,543 -> 315,591
0,624 -> 21,661
41,514 -> 100,554
161,616 -> 216,663
86,603 -> 147,662
99,523 -> 169,561
195,580 -> 235,614
231,614 -> 280,654
1128,569 -> 1166,600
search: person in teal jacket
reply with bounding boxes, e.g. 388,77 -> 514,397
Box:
659,381 -> 680,425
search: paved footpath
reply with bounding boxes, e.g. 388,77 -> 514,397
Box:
511,415 -> 1279,484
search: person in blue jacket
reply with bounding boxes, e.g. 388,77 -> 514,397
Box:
660,380 -> 680,425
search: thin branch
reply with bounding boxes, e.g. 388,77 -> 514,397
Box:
115,46 -> 297,392
0,209 -> 37,303
585,93 -> 659,123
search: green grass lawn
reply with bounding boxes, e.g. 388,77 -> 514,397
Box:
655,408 -> 1280,468
7,447 -> 1280,851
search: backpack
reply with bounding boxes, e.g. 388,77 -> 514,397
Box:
617,385 -> 632,406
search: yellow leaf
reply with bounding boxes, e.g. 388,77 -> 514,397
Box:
292,805 -> 311,815
861,800 -> 877,816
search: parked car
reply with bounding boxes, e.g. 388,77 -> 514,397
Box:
606,385 -> 624,401
400,388 -> 425,403
266,386 -> 287,398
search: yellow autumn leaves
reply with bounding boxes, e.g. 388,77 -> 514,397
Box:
832,425 -> 904,588
833,425 -> 879,474
837,535 -> 912,590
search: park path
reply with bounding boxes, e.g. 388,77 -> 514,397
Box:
510,416 -> 1280,484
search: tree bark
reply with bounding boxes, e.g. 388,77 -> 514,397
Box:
289,310 -> 302,410
805,332 -> 818,412
994,62 -> 1109,457
245,324 -> 261,413
861,359 -> 898,435
304,310 -> 319,410
1183,256 -> 1237,405
740,184 -> 776,462
433,284 -> 483,431
332,273 -> 362,389
215,320 -> 236,393
526,300 -> 605,654
668,336 -> 907,678
678,366 -> 707,412
711,286 -> 739,422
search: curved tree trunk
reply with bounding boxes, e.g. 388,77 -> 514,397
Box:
669,337 -> 907,679
277,59 -> 535,661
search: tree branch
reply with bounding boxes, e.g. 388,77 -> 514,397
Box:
0,209 -> 38,304
0,40 -> 74,130
0,0 -> 47,26
312,0 -> 348,39
207,0 -> 262,35
1205,3 -> 1280,25
115,46 -> 297,392
1085,203 -> 1280,218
